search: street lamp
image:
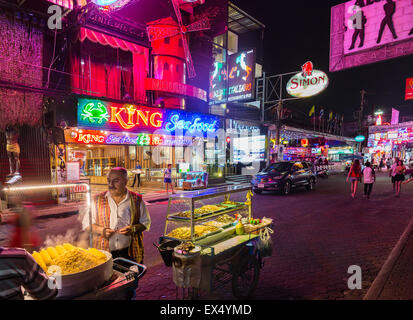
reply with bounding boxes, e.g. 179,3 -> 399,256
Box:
374,110 -> 384,116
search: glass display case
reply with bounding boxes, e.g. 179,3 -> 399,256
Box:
148,168 -> 177,183
178,171 -> 208,190
163,185 -> 253,245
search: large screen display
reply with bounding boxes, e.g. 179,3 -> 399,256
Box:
209,49 -> 256,104
233,135 -> 265,163
330,0 -> 413,72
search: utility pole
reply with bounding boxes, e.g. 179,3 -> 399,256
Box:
358,89 -> 367,153
275,100 -> 283,162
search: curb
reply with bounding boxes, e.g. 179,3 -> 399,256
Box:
363,217 -> 413,300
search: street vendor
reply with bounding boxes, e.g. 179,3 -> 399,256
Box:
82,167 -> 151,263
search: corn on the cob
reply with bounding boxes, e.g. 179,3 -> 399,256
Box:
87,248 -> 107,263
46,247 -> 58,259
32,251 -> 47,271
63,243 -> 75,251
55,245 -> 66,255
39,249 -> 53,266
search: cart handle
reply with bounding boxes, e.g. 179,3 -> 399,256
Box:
113,258 -> 147,280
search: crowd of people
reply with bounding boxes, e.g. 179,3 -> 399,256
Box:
346,157 -> 413,199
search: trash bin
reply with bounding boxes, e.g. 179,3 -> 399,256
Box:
154,239 -> 182,267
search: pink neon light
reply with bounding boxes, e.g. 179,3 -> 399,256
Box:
46,0 -> 74,10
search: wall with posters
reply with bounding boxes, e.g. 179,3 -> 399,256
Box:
330,0 -> 413,72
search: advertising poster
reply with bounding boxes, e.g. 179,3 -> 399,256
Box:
406,78 -> 413,101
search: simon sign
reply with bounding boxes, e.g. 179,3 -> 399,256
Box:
286,62 -> 329,98
77,99 -> 219,136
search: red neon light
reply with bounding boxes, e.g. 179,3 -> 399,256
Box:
144,78 -> 207,102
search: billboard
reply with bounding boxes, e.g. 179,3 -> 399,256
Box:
227,49 -> 256,102
330,0 -> 413,72
209,49 -> 256,104
406,78 -> 413,101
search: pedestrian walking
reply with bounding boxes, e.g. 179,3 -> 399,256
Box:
131,161 -> 142,188
164,164 -> 175,194
347,159 -> 362,198
386,158 -> 391,171
378,158 -> 384,172
362,162 -> 376,199
394,160 -> 406,197
389,157 -> 399,193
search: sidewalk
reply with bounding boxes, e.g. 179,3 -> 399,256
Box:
364,218 -> 413,300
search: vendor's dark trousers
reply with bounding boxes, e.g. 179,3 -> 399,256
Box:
364,183 -> 373,197
131,174 -> 141,187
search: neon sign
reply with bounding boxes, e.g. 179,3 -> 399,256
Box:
77,99 -> 219,136
65,129 -> 194,147
92,0 -> 133,11
287,62 -> 329,98
80,101 -> 109,124
165,114 -> 217,134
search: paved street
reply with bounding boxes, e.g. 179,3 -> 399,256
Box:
1,172 -> 412,300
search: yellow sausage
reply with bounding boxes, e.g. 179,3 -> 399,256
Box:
39,249 -> 53,266
46,247 -> 58,259
63,243 -> 75,251
32,252 -> 47,271
55,245 -> 66,255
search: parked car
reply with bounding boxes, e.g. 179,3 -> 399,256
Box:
251,161 -> 317,195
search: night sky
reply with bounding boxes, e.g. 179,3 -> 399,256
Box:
231,0 -> 413,121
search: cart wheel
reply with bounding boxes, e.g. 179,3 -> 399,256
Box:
231,255 -> 260,299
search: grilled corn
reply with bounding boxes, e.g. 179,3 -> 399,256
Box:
46,247 -> 58,260
32,251 -> 47,271
55,245 -> 66,255
39,249 -> 53,266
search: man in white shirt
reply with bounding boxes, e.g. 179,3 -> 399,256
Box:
83,167 -> 151,263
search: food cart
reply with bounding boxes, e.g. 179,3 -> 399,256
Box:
1,183 -> 146,300
158,185 -> 273,299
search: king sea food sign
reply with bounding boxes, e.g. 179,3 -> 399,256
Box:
286,62 -> 329,98
77,99 -> 219,136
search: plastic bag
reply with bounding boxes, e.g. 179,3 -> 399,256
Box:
257,227 -> 274,257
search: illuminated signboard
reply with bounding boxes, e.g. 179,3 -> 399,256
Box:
92,0 -> 133,11
227,50 -> 256,102
77,99 -> 219,136
64,129 -> 194,146
406,78 -> 413,101
355,135 -> 366,142
287,62 -> 329,98
208,49 -> 256,104
330,0 -> 413,72
209,61 -> 228,105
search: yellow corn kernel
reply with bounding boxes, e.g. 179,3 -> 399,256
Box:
55,245 -> 66,255
63,243 -> 75,251
32,252 -> 47,271
39,249 -> 53,266
46,247 -> 58,259
87,248 -> 107,262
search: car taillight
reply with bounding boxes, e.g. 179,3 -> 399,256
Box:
268,178 -> 273,182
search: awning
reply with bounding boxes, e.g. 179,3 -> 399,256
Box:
79,27 -> 146,54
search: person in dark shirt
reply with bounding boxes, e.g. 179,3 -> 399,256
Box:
0,247 -> 58,300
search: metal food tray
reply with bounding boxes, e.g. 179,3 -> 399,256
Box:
166,227 -> 223,242
168,206 -> 229,220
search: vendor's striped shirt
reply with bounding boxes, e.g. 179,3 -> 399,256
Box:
0,247 -> 57,300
